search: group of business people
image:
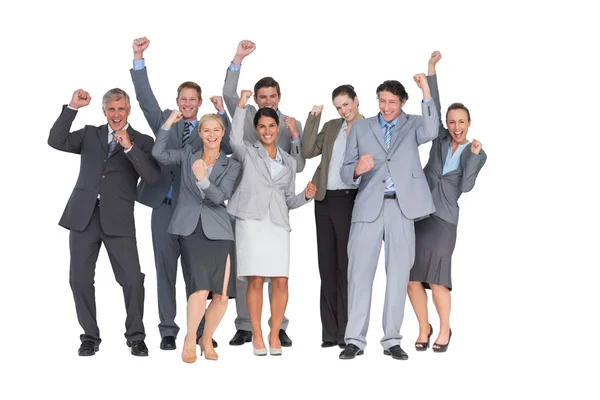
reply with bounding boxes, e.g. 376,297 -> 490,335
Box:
48,37 -> 486,362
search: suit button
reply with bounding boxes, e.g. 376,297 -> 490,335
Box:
103,159 -> 107,163
382,180 -> 386,183
170,171 -> 174,175
102,175 -> 105,179
387,159 -> 391,162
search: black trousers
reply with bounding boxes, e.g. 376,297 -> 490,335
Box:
69,202 -> 145,345
314,189 -> 357,344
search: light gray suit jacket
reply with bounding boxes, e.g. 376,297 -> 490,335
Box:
152,126 -> 241,240
424,74 -> 487,225
341,101 -> 439,222
131,67 -> 232,209
222,68 -> 305,172
227,107 -> 310,231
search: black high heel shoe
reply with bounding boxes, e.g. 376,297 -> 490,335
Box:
432,329 -> 452,353
415,323 -> 433,351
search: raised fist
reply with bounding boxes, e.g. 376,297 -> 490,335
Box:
114,130 -> 132,150
210,96 -> 224,113
305,181 -> 317,200
354,153 -> 374,177
192,158 -> 208,181
133,37 -> 150,57
413,73 -> 428,90
283,116 -> 299,140
471,139 -> 482,154
236,40 -> 256,58
429,51 -> 442,66
69,89 -> 91,109
310,105 -> 324,116
238,90 -> 253,108
166,109 -> 183,127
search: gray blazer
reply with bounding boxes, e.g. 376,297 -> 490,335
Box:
222,68 -> 305,172
341,100 -> 439,222
227,107 -> 310,231
130,67 -> 232,209
152,126 -> 241,240
424,74 -> 487,225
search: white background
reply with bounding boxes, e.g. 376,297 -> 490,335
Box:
1,0 -> 598,398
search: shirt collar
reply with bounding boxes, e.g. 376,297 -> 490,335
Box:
377,113 -> 400,129
109,123 -> 130,135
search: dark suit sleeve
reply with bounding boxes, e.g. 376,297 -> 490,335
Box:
460,148 -> 487,192
301,113 -> 325,159
125,134 -> 160,184
48,105 -> 87,154
199,160 -> 241,205
219,111 -> 233,155
291,119 -> 305,172
427,74 -> 448,140
130,67 -> 172,134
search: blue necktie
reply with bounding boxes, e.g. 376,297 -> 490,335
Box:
182,121 -> 191,148
384,122 -> 395,193
108,131 -> 118,156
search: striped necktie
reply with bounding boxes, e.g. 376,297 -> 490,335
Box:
108,131 -> 118,156
384,122 -> 395,193
182,121 -> 191,148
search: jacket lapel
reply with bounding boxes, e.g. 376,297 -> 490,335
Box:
370,118 -> 387,151
440,134 -> 451,166
389,112 -> 409,151
253,141 -> 274,181
209,152 -> 228,183
98,125 -> 109,154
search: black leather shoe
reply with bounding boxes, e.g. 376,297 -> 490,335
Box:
78,340 -> 99,356
229,330 -> 252,346
338,342 -> 347,349
160,336 -> 176,350
383,345 -> 409,360
339,344 -> 363,359
197,336 -> 218,348
126,340 -> 149,356
279,329 -> 292,347
432,329 -> 452,353
321,341 -> 337,348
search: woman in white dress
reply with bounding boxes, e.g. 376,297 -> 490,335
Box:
228,90 -> 317,356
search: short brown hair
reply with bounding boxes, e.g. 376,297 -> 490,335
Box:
446,102 -> 471,121
254,77 -> 281,97
177,81 -> 202,99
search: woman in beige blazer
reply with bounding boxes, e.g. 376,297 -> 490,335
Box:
301,85 -> 363,349
228,90 -> 316,356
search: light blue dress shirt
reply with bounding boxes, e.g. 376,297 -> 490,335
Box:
442,142 -> 470,175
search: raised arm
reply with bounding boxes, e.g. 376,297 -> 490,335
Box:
223,40 -> 256,117
151,110 -> 185,165
427,51 -> 445,137
460,140 -> 487,192
48,89 -> 92,154
230,90 -> 253,160
413,73 -> 439,145
130,37 -> 172,134
301,105 -> 325,159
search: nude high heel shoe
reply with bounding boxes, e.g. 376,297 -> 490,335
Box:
181,336 -> 197,363
200,339 -> 218,361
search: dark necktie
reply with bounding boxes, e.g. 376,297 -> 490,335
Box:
108,131 -> 118,156
182,121 -> 191,148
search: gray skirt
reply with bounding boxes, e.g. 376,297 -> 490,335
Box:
409,214 -> 457,290
179,215 -> 236,298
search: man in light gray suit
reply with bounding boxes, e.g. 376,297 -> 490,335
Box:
222,40 -> 304,347
130,37 -> 231,351
338,74 -> 438,360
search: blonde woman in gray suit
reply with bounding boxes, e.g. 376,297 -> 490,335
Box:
302,85 -> 363,349
408,52 -> 487,353
152,110 -> 241,363
228,90 -> 316,356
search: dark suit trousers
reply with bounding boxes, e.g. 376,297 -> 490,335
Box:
69,202 -> 145,344
314,189 -> 356,344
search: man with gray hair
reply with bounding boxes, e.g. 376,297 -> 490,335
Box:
48,87 -> 160,357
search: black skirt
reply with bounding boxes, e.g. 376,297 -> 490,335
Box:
409,214 -> 457,290
179,215 -> 236,298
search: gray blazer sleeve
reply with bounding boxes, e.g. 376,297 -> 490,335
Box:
48,106 -> 85,154
291,119 -> 305,172
124,135 -> 160,184
219,111 -> 233,155
130,67 -> 172,134
151,126 -> 183,165
341,123 -> 360,185
199,161 -> 241,205
427,74 -> 445,138
301,112 -> 324,159
460,148 -> 487,192
416,99 -> 440,145
230,107 -> 248,160
223,68 -> 241,118
285,158 -> 310,210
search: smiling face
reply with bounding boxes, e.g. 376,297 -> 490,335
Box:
446,109 -> 471,144
378,90 -> 405,122
103,97 -> 130,131
254,87 -> 280,111
333,94 -> 359,122
255,115 -> 279,146
176,87 -> 202,120
199,118 -> 224,151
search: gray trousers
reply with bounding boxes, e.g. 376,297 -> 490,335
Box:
344,198 -> 415,350
151,202 -> 192,338
234,278 -> 289,331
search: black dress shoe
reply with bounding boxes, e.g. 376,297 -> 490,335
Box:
78,340 -> 99,356
321,341 -> 337,348
160,336 -> 176,350
279,329 -> 292,347
432,329 -> 452,353
229,330 -> 252,346
383,345 -> 409,360
126,340 -> 149,356
338,342 -> 347,349
339,344 -> 363,359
